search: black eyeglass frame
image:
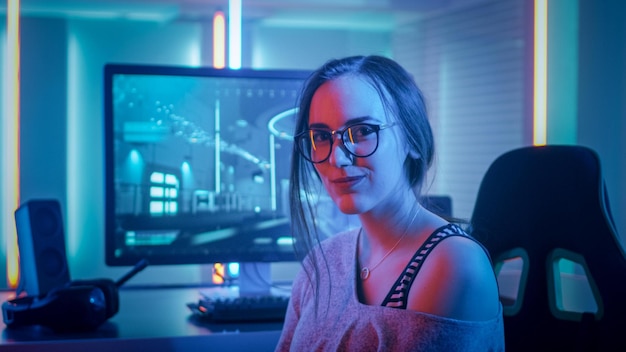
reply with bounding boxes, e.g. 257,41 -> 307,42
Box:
294,122 -> 396,164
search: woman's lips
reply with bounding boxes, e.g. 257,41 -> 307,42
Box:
331,175 -> 365,188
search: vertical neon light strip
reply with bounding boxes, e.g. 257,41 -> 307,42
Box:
215,100 -> 221,193
228,0 -> 242,69
533,0 -> 548,146
269,134 -> 276,211
4,0 -> 21,288
213,11 -> 226,69
67,30 -> 84,258
210,24 -> 225,279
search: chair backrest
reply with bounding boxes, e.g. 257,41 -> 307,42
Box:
470,145 -> 626,351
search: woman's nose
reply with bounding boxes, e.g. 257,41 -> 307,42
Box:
328,137 -> 354,166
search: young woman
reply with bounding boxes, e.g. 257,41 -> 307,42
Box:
276,55 -> 504,351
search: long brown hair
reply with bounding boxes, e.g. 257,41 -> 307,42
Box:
289,55 -> 434,314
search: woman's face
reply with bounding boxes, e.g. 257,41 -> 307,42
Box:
308,75 -> 410,215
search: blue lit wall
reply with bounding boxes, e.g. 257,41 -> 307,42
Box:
3,15 -> 392,287
1,1 -> 624,288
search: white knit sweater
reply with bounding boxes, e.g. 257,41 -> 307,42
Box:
275,227 -> 505,352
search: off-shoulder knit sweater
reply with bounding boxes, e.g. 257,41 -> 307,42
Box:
275,226 -> 505,352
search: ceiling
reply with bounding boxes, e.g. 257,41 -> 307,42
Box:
13,0 -> 489,30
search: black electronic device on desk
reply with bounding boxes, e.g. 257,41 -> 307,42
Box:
188,294 -> 290,323
2,259 -> 149,332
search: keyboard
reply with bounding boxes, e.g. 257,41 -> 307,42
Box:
187,295 -> 290,323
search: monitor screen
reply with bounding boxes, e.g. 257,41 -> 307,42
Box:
104,64 -> 310,266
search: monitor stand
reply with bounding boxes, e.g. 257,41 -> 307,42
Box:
238,262 -> 272,297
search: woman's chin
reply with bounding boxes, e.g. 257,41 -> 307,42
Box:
333,195 -> 366,215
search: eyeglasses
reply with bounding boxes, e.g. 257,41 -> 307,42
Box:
294,122 -> 396,163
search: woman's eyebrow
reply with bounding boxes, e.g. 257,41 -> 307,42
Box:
308,116 -> 375,129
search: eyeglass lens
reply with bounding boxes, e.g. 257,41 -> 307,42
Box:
297,124 -> 380,163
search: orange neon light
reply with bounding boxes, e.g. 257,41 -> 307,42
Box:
213,11 -> 226,69
213,262 -> 225,284
6,0 -> 21,288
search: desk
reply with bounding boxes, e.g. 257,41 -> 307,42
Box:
0,286 -> 284,352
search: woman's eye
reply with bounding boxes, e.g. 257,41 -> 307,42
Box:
352,125 -> 375,137
311,131 -> 331,142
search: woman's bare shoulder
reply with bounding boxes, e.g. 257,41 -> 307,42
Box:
407,233 -> 501,321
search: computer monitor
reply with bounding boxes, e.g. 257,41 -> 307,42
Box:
103,63 -> 311,271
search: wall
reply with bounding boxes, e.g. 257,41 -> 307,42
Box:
576,0 -> 626,244
546,0 -> 625,244
545,0 -> 626,246
0,14 -> 393,287
66,18 -> 206,284
1,0 -> 624,288
250,25 -> 391,69
395,0 -> 531,219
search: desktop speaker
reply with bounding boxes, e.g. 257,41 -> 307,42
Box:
5,199 -> 149,332
14,199 -> 71,297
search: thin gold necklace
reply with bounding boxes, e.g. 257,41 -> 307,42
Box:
359,206 -> 421,280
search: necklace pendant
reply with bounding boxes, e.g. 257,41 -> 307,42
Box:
360,267 -> 370,280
